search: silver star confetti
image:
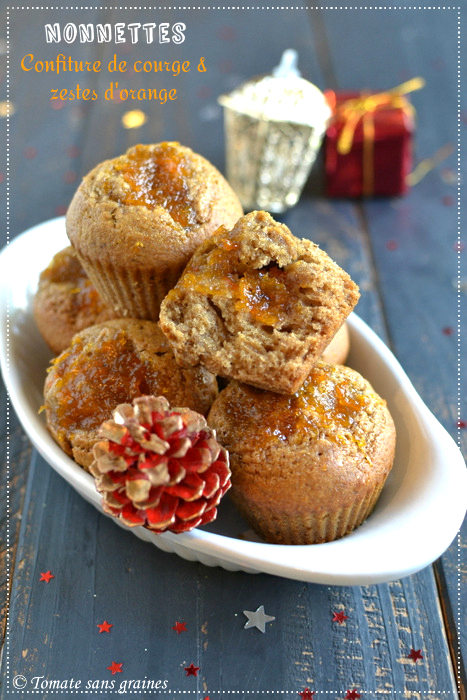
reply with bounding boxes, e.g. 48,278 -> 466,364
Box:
243,605 -> 275,633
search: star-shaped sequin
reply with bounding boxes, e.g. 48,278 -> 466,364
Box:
332,611 -> 349,624
97,621 -> 113,633
172,621 -> 187,634
408,648 -> 424,663
107,661 -> 123,675
184,663 -> 200,676
39,571 -> 54,583
345,690 -> 361,700
243,605 -> 275,633
298,688 -> 316,699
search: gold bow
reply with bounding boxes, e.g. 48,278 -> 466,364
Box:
332,77 -> 425,195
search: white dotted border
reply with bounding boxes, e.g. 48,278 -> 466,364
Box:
4,4 -> 463,697
4,690 -> 461,695
5,5 -> 11,698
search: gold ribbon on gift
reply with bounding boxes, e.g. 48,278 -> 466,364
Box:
333,77 -> 425,196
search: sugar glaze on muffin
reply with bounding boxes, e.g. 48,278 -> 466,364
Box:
207,361 -> 396,544
44,319 -> 219,471
66,142 -> 243,320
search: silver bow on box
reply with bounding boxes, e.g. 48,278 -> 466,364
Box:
218,50 -> 331,213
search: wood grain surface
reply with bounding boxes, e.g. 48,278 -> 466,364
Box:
0,4 -> 465,699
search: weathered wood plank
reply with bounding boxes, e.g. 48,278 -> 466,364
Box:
0,382 -> 31,647
316,5 -> 465,694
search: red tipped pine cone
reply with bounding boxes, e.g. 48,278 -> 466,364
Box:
90,395 -> 231,534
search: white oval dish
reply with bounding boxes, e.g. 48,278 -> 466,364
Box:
1,218 -> 466,585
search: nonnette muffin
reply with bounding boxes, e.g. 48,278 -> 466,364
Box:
207,362 -> 396,545
66,142 -> 243,320
34,246 -> 119,354
43,319 -> 218,471
159,210 -> 360,394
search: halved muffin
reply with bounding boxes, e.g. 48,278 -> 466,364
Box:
160,210 -> 359,394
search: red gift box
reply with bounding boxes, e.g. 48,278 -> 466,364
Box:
324,79 -> 424,198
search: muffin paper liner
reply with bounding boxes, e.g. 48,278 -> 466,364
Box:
231,481 -> 385,545
77,255 -> 180,321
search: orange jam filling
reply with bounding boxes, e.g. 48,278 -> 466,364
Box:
235,268 -> 298,325
181,234 -> 300,327
227,364 -> 371,446
40,248 -> 109,317
113,143 -> 197,227
49,330 -> 156,433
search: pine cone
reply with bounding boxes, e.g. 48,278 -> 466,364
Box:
90,395 -> 231,534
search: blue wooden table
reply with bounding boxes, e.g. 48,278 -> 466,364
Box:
1,5 -> 466,699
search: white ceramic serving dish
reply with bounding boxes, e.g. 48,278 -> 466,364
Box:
1,218 -> 466,586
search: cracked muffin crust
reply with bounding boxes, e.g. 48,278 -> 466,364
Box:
66,142 -> 243,320
207,361 -> 396,544
34,246 -> 119,355
43,319 -> 219,471
159,210 -> 360,394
